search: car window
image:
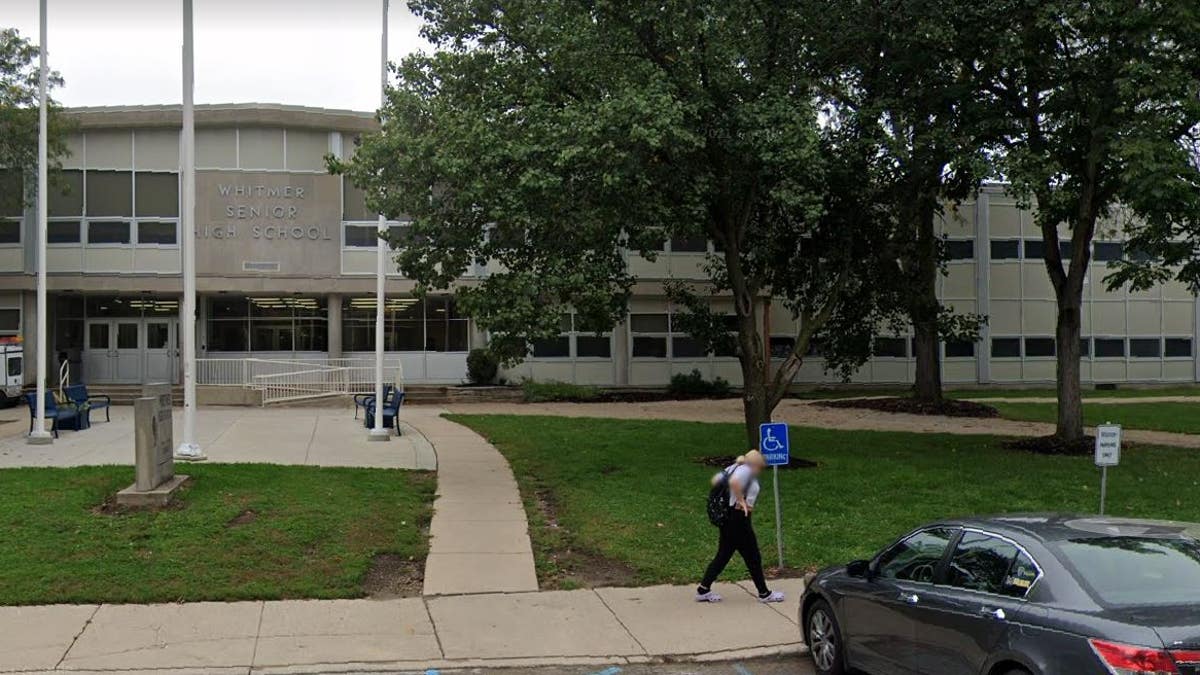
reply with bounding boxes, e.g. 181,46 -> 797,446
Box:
1004,551 -> 1040,597
876,528 -> 955,583
1055,537 -> 1200,607
945,531 -> 1030,596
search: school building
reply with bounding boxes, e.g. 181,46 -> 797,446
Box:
0,103 -> 1195,392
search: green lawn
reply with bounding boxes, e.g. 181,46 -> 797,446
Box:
450,414 -> 1200,588
0,464 -> 433,605
992,400 -> 1200,435
787,385 -> 1200,401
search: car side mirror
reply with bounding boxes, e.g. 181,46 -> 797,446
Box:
846,559 -> 871,579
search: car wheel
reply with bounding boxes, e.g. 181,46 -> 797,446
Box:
806,599 -> 845,675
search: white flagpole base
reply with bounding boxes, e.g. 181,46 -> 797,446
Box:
174,442 -> 207,461
27,430 -> 53,445
367,427 -> 391,442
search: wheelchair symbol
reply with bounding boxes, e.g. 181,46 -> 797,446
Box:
761,428 -> 784,453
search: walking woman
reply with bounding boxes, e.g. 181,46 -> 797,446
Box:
696,450 -> 785,603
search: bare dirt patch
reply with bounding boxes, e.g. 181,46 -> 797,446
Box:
362,553 -> 424,598
531,487 -> 639,589
816,397 -> 999,418
225,509 -> 257,527
1003,434 -> 1096,456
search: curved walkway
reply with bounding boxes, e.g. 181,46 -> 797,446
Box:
442,398 -> 1200,449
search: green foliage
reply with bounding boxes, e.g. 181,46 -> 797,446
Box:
0,464 -> 434,605
521,380 -> 600,403
667,369 -> 731,399
0,27 -> 69,214
465,347 -> 499,385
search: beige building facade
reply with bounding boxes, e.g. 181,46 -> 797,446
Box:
0,104 -> 1195,389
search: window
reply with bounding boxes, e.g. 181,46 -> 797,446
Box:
7,355 -> 21,378
770,336 -> 797,359
1129,338 -> 1161,358
532,337 -> 570,358
207,296 -> 328,353
670,236 -> 708,253
577,335 -> 612,358
424,296 -> 469,352
134,172 -> 179,217
1127,246 -> 1156,263
945,239 -> 974,261
990,240 -> 1020,260
873,337 -> 907,358
1024,337 -> 1056,357
0,308 -> 19,334
633,336 -> 667,358
673,336 -> 707,358
991,338 -> 1021,358
88,221 -> 131,244
0,169 -> 22,217
48,221 -> 80,244
1054,537 -> 1200,607
137,221 -> 177,245
342,176 -> 373,221
1080,338 -> 1091,358
1093,242 -> 1123,262
48,170 -> 83,217
876,528 -> 955,583
0,221 -> 19,244
631,313 -> 669,358
1095,338 -> 1126,358
344,224 -> 378,247
944,531 -> 1030,597
85,171 -> 133,217
945,340 -> 975,358
1166,338 -> 1193,358
1024,239 -> 1073,260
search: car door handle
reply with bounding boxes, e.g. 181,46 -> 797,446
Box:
980,607 -> 1007,621
899,592 -> 919,604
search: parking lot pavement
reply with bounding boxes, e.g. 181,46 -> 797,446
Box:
337,656 -> 815,675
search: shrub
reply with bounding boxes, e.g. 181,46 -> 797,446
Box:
667,369 -> 732,398
522,380 -> 600,402
466,348 -> 500,385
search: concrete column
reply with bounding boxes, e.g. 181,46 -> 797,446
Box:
327,293 -> 342,358
21,290 -> 39,386
196,293 -> 208,355
975,190 -> 991,384
613,316 -> 630,386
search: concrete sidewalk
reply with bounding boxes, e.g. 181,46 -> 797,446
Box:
1,580 -> 806,674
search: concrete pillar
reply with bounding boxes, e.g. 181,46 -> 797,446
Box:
975,190 -> 991,384
327,293 -> 342,358
21,290 -> 39,386
196,293 -> 208,354
613,316 -> 630,386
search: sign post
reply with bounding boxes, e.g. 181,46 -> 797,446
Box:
1094,423 -> 1121,515
759,422 -> 790,568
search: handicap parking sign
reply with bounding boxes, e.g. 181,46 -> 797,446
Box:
759,422 -> 790,466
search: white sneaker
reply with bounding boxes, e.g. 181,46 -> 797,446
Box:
695,590 -> 723,602
758,591 -> 785,603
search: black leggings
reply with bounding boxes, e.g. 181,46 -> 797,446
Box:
699,509 -> 770,596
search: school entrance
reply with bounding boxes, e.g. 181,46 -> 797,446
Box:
83,318 -> 178,384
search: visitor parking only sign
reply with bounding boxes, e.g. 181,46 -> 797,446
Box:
1095,424 -> 1122,467
759,422 -> 790,466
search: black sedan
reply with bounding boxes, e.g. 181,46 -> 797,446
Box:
800,515 -> 1200,675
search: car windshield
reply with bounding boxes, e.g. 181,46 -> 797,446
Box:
1055,537 -> 1200,606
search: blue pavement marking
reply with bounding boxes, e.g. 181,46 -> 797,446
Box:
589,667 -> 622,675
424,669 -> 440,675
733,664 -> 754,675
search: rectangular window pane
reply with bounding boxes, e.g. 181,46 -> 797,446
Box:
990,239 -> 1020,260
48,171 -> 83,217
88,220 -> 131,244
134,172 -> 179,217
344,225 -> 377,247
0,170 -> 22,216
576,335 -> 611,358
137,221 -> 177,245
48,221 -> 80,243
210,296 -> 250,319
770,336 -> 796,359
342,176 -> 372,221
670,236 -> 707,253
1166,339 -> 1192,358
116,322 -> 139,349
1129,338 -> 1161,358
873,337 -> 907,358
945,340 -> 975,358
1081,338 -> 1091,357
251,320 -> 294,351
0,221 -> 19,244
630,313 -> 669,333
991,338 -> 1021,358
1024,239 -> 1045,259
532,336 -> 570,358
208,321 -> 248,351
85,171 -> 133,217
1024,337 -> 1056,357
672,335 -> 707,358
0,309 -> 19,333
1093,242 -> 1123,262
632,336 -> 667,358
88,323 -> 109,349
945,239 -> 974,260
1095,338 -> 1126,358
146,322 -> 170,349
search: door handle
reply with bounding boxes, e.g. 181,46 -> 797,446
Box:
899,592 -> 920,605
980,607 -> 1007,621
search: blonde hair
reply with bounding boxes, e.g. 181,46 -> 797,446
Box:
738,450 -> 767,467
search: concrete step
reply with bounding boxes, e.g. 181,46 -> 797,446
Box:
73,384 -> 184,406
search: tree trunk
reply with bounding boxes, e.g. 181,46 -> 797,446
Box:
736,298 -> 770,449
1055,298 -> 1085,442
912,317 -> 942,404
911,192 -> 943,404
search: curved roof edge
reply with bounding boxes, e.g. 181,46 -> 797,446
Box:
64,103 -> 378,133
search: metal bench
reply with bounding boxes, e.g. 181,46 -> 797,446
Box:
64,384 -> 111,426
354,384 -> 394,420
24,391 -> 81,438
363,391 -> 406,434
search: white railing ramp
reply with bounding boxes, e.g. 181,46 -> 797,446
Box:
196,357 -> 404,405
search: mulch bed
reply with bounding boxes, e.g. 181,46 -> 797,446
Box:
592,390 -> 739,403
816,396 -> 1000,418
695,455 -> 818,470
1003,435 -> 1096,456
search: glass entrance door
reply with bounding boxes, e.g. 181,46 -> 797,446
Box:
143,320 -> 177,384
82,319 -> 176,384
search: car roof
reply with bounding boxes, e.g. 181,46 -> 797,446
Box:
926,514 -> 1200,544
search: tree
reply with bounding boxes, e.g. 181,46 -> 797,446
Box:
0,27 -> 68,212
816,0 -> 989,405
982,0 -> 1200,446
335,0 -> 903,446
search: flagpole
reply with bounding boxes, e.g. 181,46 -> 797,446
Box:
175,0 -> 204,460
368,0 -> 390,441
28,0 -> 52,444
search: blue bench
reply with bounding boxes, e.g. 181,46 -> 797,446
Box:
24,391 -> 81,438
354,384 -> 394,420
65,384 -> 111,426
364,391 -> 405,434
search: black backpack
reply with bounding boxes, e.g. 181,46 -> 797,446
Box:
706,467 -> 735,527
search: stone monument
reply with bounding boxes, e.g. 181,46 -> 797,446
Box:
116,383 -> 190,507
